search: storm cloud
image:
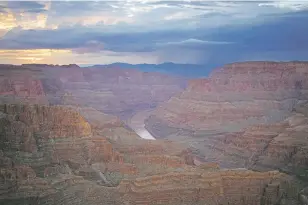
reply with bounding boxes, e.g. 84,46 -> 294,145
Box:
0,0 -> 308,65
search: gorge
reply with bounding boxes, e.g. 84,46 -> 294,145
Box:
0,61 -> 308,205
1,0 -> 308,204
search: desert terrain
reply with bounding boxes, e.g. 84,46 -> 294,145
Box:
0,62 -> 308,205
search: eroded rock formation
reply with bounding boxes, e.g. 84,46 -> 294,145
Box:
1,62 -> 307,205
0,65 -> 48,104
0,64 -> 185,120
0,104 -> 301,205
146,61 -> 308,136
145,61 -> 308,188
118,170 -> 300,205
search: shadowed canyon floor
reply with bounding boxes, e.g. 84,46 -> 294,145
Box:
0,62 -> 308,204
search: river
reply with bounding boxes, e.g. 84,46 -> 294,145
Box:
126,110 -> 156,140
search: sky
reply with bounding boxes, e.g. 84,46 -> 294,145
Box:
0,0 -> 307,66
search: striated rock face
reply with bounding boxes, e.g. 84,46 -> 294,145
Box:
0,64 -> 185,120
145,61 -> 308,184
0,104 -> 126,204
129,154 -> 186,168
118,170 -> 292,205
0,65 -> 48,104
249,102 -> 308,175
0,104 -> 124,171
0,104 -> 91,153
0,103 -> 302,205
0,104 -> 198,204
66,67 -> 185,119
146,61 -> 308,136
1,61 -> 308,205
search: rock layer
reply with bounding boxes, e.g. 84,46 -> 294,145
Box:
145,61 -> 308,181
0,65 -> 48,104
146,61 -> 308,136
1,62 -> 308,205
0,64 -> 185,120
119,170 -> 295,205
0,104 -> 302,205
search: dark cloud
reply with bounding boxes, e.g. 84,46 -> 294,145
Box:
148,1 -> 218,8
4,1 -> 46,13
48,1 -> 113,15
0,7 -> 5,13
0,25 -> 194,52
0,5 -> 308,66
202,11 -> 308,50
187,11 -> 308,66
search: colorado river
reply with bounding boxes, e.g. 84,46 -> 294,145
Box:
126,110 -> 156,140
135,128 -> 156,140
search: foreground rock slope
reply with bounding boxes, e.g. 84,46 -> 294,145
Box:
0,104 -> 303,205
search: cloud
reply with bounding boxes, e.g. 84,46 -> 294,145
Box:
0,1 -> 47,13
0,24 -> 195,51
0,1 -> 51,31
73,41 -> 105,54
157,38 -> 234,46
0,1 -> 308,65
0,48 -> 159,65
186,10 -> 308,65
258,1 -> 308,11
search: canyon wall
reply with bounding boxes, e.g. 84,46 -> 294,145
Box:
186,101 -> 308,176
0,103 -> 302,205
0,64 -> 186,120
67,67 -> 185,119
118,170 -> 294,205
145,61 -> 308,178
146,61 -> 308,136
1,62 -> 308,204
0,65 -> 48,104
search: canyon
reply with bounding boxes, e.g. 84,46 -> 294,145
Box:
0,64 -> 186,119
0,62 -> 308,204
0,104 -> 304,205
126,110 -> 156,140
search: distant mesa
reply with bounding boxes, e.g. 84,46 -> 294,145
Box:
87,62 -> 212,78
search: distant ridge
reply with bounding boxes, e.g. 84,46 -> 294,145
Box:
83,62 -> 212,78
